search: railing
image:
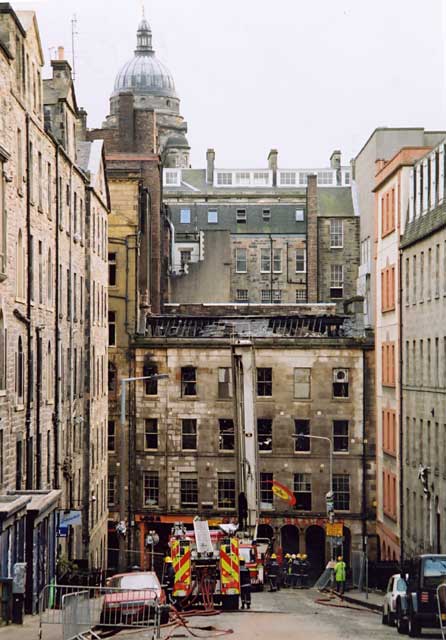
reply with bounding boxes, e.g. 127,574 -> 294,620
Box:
39,583 -> 164,640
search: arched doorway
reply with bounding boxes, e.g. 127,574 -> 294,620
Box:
257,524 -> 274,540
305,526 -> 326,580
281,525 -> 299,555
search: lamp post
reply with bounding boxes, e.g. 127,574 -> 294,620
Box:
118,374 -> 168,571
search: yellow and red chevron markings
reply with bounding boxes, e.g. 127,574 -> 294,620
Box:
172,539 -> 192,597
220,537 -> 240,595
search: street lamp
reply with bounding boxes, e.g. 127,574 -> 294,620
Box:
118,374 -> 169,571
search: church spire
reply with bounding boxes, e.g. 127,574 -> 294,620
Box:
136,14 -> 153,54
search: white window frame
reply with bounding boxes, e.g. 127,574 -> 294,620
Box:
236,209 -> 247,223
295,208 -> 305,222
330,219 -> 344,249
295,248 -> 306,273
180,208 -> 191,224
163,169 -> 181,187
207,209 -> 218,224
235,248 -> 247,273
260,248 -> 271,273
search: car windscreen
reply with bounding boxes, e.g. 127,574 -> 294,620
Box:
422,558 -> 446,588
118,574 -> 159,590
239,548 -> 252,563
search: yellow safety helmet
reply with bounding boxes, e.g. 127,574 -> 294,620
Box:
291,554 -> 296,559
271,553 -> 277,559
302,554 -> 308,560
285,553 -> 291,558
239,555 -> 245,561
297,553 -> 302,559
164,556 -> 172,563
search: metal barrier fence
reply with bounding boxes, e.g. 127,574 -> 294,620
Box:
437,583 -> 446,640
351,550 -> 365,590
39,584 -> 163,640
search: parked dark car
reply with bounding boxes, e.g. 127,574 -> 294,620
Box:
396,554 -> 446,637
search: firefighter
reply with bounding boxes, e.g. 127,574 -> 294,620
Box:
301,553 -> 310,588
239,557 -> 252,609
266,553 -> 279,592
163,556 -> 175,604
334,556 -> 347,596
291,553 -> 301,589
282,553 -> 291,588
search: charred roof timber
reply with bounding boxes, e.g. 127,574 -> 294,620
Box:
144,315 -> 357,339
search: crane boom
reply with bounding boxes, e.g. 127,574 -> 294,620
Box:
232,341 -> 259,540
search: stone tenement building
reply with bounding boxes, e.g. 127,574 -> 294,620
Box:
353,127 -> 446,328
373,147 -> 432,562
106,304 -> 376,573
400,137 -> 446,558
0,2 -> 109,595
164,150 -> 359,307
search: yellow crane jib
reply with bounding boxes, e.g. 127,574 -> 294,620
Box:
171,539 -> 192,597
220,538 -> 240,595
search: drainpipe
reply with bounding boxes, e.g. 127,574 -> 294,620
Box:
362,350 -> 367,549
270,235 -> 273,302
25,113 -> 33,490
53,145 -> 61,489
35,326 -> 43,489
398,248 -> 404,567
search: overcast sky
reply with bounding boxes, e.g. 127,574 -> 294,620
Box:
14,0 -> 446,167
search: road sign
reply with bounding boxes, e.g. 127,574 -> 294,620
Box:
326,522 -> 343,537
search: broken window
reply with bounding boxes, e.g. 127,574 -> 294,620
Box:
257,418 -> 272,452
219,419 -> 234,451
181,366 -> 197,396
294,420 -> 310,452
257,368 -> 272,396
218,367 -> 232,398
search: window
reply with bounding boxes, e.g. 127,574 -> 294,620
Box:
180,208 -> 191,224
107,475 -> 116,505
260,473 -> 273,506
37,151 -> 42,209
180,476 -> 198,508
257,418 -> 273,451
280,171 -> 297,186
218,475 -> 236,509
29,142 -> 34,203
295,248 -> 306,273
257,368 -> 272,396
333,474 -> 350,511
333,420 -> 349,452
383,410 -> 396,456
235,172 -> 250,185
47,162 -> 52,216
294,368 -> 311,399
144,419 -> 158,450
236,209 -> 247,223
333,368 -> 349,398
330,264 -> 344,298
108,361 -> 117,395
108,252 -> 117,286
38,241 -> 43,304
382,343 -> 396,387
0,158 -> 5,273
235,248 -> 247,273
16,336 -> 24,403
182,418 -> 197,450
17,129 -> 23,190
236,289 -> 248,302
294,419 -> 310,452
219,419 -> 234,450
272,290 -> 282,303
107,420 -> 115,452
108,311 -> 116,346
180,250 -> 192,267
216,172 -> 233,185
261,290 -> 272,303
208,209 -> 218,224
330,219 -> 343,248
181,366 -> 197,396
381,265 -> 396,312
143,472 -> 159,507
260,249 -> 271,273
47,249 -> 52,305
16,230 -> 25,299
143,362 -> 158,395
273,248 -> 282,273
262,208 -> 271,221
47,342 -> 53,400
296,289 -> 306,302
66,269 -> 70,318
295,209 -> 305,222
218,367 -> 232,398
0,311 -> 5,391
294,473 -> 312,511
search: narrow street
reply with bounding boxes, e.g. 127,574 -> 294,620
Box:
115,589 -> 424,640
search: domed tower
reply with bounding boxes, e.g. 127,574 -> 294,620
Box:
105,16 -> 190,166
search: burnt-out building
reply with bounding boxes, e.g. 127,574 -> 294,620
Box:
107,304 -> 376,573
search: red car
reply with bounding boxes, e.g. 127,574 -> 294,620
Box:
101,571 -> 169,626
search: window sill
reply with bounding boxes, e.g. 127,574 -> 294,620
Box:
14,404 -> 25,412
0,390 -> 6,397
15,297 -> 26,305
0,273 -> 6,283
294,451 -> 311,455
293,398 -> 311,402
38,206 -> 43,214
330,246 -> 344,250
333,451 -> 350,455
383,448 -> 397,458
332,396 -> 350,401
17,188 -> 24,198
46,400 -> 54,406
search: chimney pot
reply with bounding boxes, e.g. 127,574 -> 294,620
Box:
268,149 -> 278,186
57,46 -> 65,61
206,148 -> 215,185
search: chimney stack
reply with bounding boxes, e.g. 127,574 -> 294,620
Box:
57,46 -> 65,61
77,108 -> 88,141
206,148 -> 215,185
268,149 -> 278,186
330,150 -> 341,169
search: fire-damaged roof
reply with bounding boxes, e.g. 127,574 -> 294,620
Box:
144,314 -> 366,340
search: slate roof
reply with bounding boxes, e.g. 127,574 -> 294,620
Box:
401,201 -> 446,249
